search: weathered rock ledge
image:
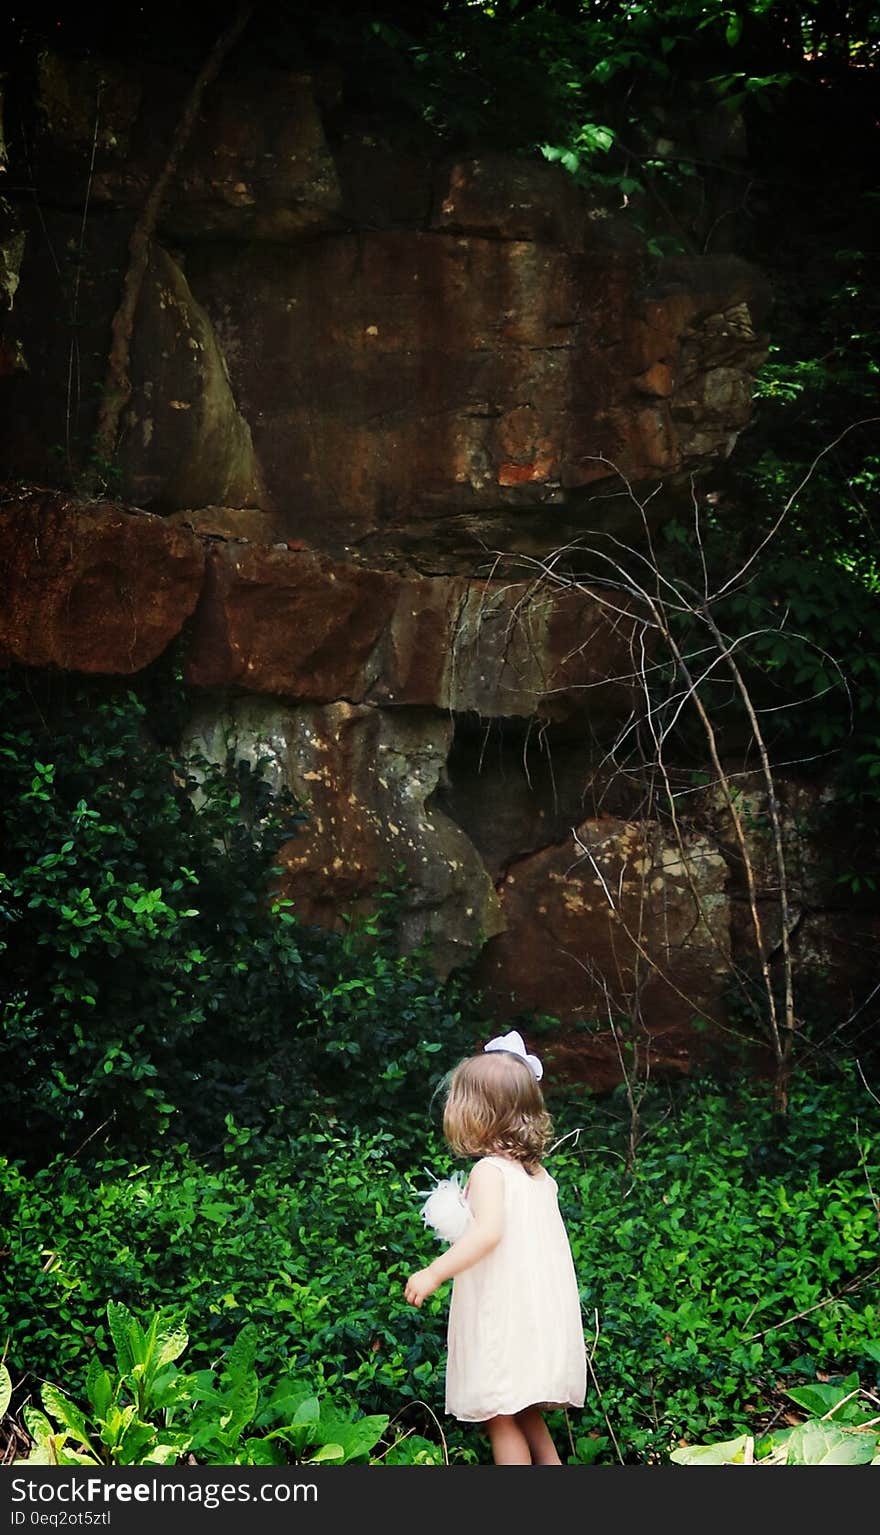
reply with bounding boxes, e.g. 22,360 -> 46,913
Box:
4,488 -> 876,1085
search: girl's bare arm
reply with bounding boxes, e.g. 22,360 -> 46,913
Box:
404,1160 -> 504,1307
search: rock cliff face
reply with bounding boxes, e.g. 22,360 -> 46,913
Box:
1,54 -> 769,563
5,52 -> 868,1086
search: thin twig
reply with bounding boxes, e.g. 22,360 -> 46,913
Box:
47,1116 -> 116,1181
743,1265 -> 880,1342
66,83 -> 103,480
854,1115 -> 880,1238
855,1061 -> 880,1108
711,419 -> 880,602
583,1308 -> 625,1464
381,1398 -> 450,1466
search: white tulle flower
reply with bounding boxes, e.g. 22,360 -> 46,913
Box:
418,1171 -> 472,1244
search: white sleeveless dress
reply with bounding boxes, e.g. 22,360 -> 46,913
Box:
445,1154 -> 586,1422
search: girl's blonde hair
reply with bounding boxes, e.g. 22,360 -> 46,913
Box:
441,1049 -> 551,1172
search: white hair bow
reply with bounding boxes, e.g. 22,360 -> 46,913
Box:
483,1029 -> 543,1081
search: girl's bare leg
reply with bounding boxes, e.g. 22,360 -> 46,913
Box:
485,1414 -> 533,1465
514,1406 -> 563,1465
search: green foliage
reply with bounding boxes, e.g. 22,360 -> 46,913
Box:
0,1124 -> 438,1425
2,1073 -> 878,1465
671,1374 -> 880,1463
555,1072 -> 880,1461
379,1430 -> 448,1465
0,669 -> 481,1157
700,37 -> 880,858
290,1 -> 879,251
16,1301 -> 389,1467
743,250 -> 880,590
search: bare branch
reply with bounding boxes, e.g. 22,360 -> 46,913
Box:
90,3 -> 254,480
711,418 -> 880,602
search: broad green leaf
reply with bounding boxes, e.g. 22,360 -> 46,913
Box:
576,1433 -> 611,1465
25,1428 -> 95,1467
106,1300 -> 135,1375
292,1396 -> 321,1429
786,1422 -> 876,1466
187,1369 -> 220,1394
22,1445 -> 54,1466
224,1325 -> 258,1395
141,1442 -> 184,1466
23,1406 -> 53,1444
759,1426 -> 793,1457
127,1316 -> 149,1370
785,1383 -> 867,1422
59,1447 -> 102,1467
260,1381 -> 314,1425
99,1403 -> 136,1449
117,1421 -> 162,1465
578,123 -> 614,153
41,1384 -> 94,1451
184,1383 -> 227,1417
307,1442 -> 345,1463
86,1360 -> 113,1420
155,1323 -> 189,1371
147,1364 -> 185,1411
0,1363 -> 11,1420
221,1371 -> 259,1442
187,1423 -> 229,1455
670,1435 -> 751,1465
338,1426 -> 385,1462
319,1413 -> 389,1462
268,1422 -> 316,1457
209,1325 -> 259,1441
243,1437 -> 286,1466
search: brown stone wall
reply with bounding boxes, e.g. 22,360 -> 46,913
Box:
0,55 -> 768,562
0,493 -> 204,672
10,53 -> 861,1092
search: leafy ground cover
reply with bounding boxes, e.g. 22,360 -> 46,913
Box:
1,664 -> 878,1465
2,1072 -> 877,1466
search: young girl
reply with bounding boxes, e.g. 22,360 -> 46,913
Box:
404,1030 -> 586,1465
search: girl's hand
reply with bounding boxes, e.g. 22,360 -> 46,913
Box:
404,1266 -> 440,1308
405,1162 -> 505,1309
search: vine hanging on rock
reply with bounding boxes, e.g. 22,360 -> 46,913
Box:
88,2 -> 254,489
